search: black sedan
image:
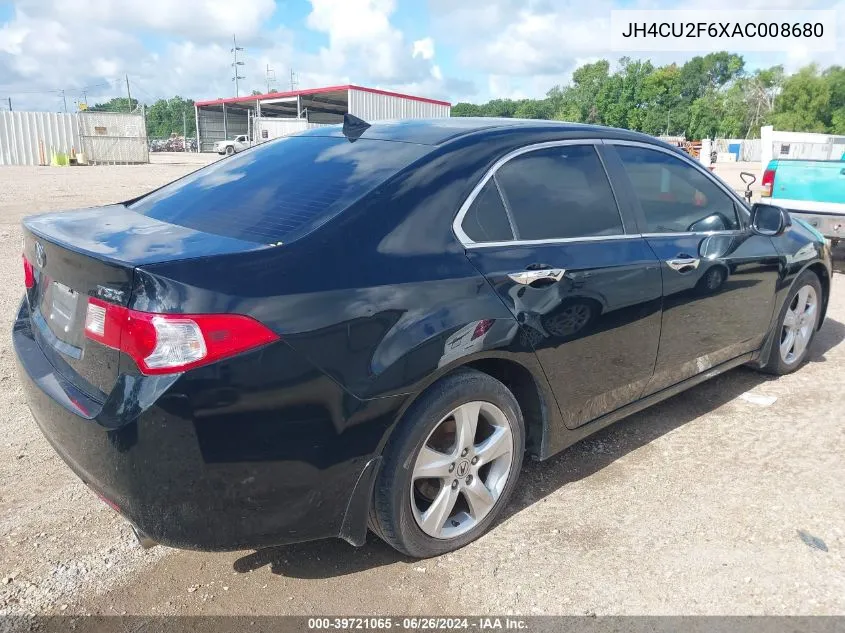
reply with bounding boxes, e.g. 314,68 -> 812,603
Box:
15,117 -> 832,558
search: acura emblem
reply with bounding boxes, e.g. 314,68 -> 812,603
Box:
34,241 -> 46,269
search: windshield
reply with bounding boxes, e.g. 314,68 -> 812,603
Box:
130,136 -> 428,244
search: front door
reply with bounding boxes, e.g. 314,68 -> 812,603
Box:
457,142 -> 663,429
607,142 -> 782,395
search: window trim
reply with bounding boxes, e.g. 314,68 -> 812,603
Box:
452,139 -> 631,248
606,139 -> 750,237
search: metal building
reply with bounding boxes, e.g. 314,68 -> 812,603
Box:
194,84 -> 451,152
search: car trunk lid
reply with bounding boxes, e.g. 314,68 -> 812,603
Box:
22,205 -> 267,400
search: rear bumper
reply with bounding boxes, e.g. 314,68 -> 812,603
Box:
782,210 -> 845,241
13,300 -> 387,551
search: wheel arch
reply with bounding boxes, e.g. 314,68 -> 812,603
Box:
805,261 -> 830,329
750,259 -> 829,369
377,354 -> 553,461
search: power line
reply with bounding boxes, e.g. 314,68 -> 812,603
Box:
0,79 -> 122,97
127,78 -> 157,103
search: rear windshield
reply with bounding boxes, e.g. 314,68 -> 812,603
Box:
129,136 -> 428,244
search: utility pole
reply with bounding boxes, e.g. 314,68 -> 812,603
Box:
231,34 -> 245,97
7,97 -> 11,112
289,68 -> 298,91
265,64 -> 276,94
61,89 -> 67,113
183,110 -> 187,142
125,74 -> 133,112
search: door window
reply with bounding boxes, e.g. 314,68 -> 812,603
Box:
615,145 -> 740,234
493,145 -> 623,241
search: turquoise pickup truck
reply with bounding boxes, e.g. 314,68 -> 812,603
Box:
762,153 -> 845,245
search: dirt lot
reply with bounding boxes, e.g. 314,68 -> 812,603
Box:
0,155 -> 843,617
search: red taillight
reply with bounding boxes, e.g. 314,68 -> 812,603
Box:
84,297 -> 279,375
22,255 -> 35,289
471,319 -> 495,341
761,168 -> 775,197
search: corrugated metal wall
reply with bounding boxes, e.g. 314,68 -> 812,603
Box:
0,111 -> 80,166
197,108 -> 249,152
256,118 -> 309,141
256,118 -> 337,141
78,111 -> 148,164
347,89 -> 450,121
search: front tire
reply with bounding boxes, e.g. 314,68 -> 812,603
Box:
371,369 -> 525,558
225,146 -> 235,156
760,270 -> 822,375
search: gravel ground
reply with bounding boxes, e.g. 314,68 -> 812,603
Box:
0,155 -> 843,617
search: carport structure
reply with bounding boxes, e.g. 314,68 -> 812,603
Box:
195,84 -> 451,153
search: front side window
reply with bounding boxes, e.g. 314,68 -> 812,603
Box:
493,145 -> 623,241
615,145 -> 740,234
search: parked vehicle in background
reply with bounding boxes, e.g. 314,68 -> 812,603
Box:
15,118 -> 832,559
762,156 -> 845,245
215,135 -> 251,155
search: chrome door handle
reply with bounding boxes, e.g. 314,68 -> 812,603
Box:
666,258 -> 700,271
507,269 -> 566,285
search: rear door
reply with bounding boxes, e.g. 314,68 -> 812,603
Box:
606,141 -> 781,395
457,141 -> 663,429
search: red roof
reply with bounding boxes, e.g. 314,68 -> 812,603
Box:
195,84 -> 451,108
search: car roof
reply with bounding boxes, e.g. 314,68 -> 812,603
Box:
298,117 -> 666,147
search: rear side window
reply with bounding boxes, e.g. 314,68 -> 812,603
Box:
615,145 -> 740,233
130,136 -> 428,244
494,145 -> 623,240
461,180 -> 514,242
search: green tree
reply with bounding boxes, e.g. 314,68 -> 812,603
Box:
513,98 -> 552,119
771,65 -> 831,132
88,97 -> 140,113
481,99 -> 520,117
451,102 -> 484,117
450,54 -> 842,138
145,96 -> 196,138
639,64 -> 683,135
823,66 -> 845,133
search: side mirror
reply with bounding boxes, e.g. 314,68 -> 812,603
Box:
750,203 -> 791,236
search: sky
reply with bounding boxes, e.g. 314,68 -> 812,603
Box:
0,0 -> 842,112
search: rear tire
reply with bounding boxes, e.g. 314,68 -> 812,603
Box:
371,369 -> 525,558
760,270 -> 822,375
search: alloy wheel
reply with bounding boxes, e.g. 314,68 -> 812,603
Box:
780,284 -> 818,365
410,401 -> 514,540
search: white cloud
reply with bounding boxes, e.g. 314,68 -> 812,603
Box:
413,37 -> 435,60
0,0 -> 459,111
305,0 -> 436,84
431,0 -> 845,100
16,0 -> 276,40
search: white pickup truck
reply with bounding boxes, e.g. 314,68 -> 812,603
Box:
215,135 -> 251,156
